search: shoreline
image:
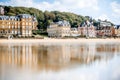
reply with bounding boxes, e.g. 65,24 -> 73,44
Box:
0,38 -> 120,43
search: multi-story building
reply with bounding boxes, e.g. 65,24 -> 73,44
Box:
0,14 -> 37,37
47,20 -> 71,37
78,20 -> 96,38
96,21 -> 113,37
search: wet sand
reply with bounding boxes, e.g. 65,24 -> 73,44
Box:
0,38 -> 119,43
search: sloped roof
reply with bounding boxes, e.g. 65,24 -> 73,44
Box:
17,14 -> 32,18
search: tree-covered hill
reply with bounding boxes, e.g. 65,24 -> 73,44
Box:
2,5 -> 114,32
3,6 -> 89,30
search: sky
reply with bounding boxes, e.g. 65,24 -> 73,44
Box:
0,0 -> 120,25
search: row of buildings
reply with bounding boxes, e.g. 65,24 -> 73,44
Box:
0,6 -> 119,38
47,20 -> 120,38
0,6 -> 38,38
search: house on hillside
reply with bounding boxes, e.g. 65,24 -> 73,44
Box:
78,20 -> 96,38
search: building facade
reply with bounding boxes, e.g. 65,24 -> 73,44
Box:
78,20 -> 96,38
0,14 -> 37,37
47,20 -> 71,37
96,21 -> 113,37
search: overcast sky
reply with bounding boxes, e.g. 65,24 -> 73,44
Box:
0,0 -> 120,24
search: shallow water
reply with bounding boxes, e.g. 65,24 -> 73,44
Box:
0,42 -> 120,80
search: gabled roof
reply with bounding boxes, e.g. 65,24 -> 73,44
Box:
57,20 -> 70,26
0,16 -> 20,20
99,21 -> 111,27
17,14 -> 32,18
0,16 -> 10,20
79,20 -> 93,27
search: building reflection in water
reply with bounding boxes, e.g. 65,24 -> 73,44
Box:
0,43 -> 120,71
0,44 -> 38,67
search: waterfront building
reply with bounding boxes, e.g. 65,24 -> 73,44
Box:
96,21 -> 113,37
0,14 -> 38,37
78,20 -> 96,38
47,20 -> 71,37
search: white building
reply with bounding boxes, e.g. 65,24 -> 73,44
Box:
47,20 -> 71,37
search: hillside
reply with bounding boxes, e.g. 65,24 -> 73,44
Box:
2,5 -> 113,32
3,6 -> 90,30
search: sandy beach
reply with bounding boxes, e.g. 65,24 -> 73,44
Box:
0,38 -> 119,43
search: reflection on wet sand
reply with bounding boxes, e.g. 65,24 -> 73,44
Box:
96,44 -> 120,53
0,43 -> 120,71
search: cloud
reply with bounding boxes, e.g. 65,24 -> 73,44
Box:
110,1 -> 120,24
59,0 -> 99,10
111,1 -> 120,14
0,0 -> 99,12
0,0 -> 34,7
96,14 -> 110,21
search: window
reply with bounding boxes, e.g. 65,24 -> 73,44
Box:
5,31 -> 7,34
26,30 -> 29,34
12,26 -> 14,29
18,26 -> 20,29
26,26 -> 29,29
22,26 -> 25,29
12,30 -> 14,34
18,31 -> 21,35
8,30 -> 10,33
29,23 -> 31,25
15,31 -> 17,34
9,26 -> 10,29
29,26 -> 31,29
26,22 -> 28,25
